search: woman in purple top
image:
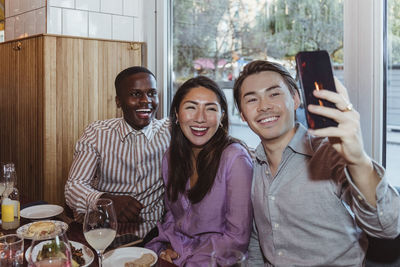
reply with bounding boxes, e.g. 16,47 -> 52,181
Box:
146,76 -> 253,266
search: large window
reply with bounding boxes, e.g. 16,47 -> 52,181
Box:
386,0 -> 400,187
172,0 -> 344,148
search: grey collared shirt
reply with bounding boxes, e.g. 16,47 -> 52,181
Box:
249,123 -> 400,267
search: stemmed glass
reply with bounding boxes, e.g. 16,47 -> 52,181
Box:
28,226 -> 72,267
0,163 -> 6,197
209,248 -> 248,267
83,198 -> 117,267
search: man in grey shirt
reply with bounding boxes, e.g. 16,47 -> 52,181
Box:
233,60 -> 400,266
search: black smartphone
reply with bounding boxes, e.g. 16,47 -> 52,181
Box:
108,233 -> 142,250
295,50 -> 338,129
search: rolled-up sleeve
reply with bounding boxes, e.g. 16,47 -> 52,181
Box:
344,161 -> 400,238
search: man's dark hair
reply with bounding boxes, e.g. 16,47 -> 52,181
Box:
114,66 -> 156,96
233,60 -> 299,112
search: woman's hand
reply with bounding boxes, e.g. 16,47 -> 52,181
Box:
160,248 -> 180,263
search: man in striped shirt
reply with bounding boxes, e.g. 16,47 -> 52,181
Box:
65,66 -> 171,239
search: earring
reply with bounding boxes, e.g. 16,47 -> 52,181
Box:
175,119 -> 179,125
219,122 -> 223,128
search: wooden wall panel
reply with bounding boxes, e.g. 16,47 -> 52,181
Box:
43,36 -> 57,205
0,37 -> 44,201
0,42 -> 17,163
43,36 -> 143,205
17,37 -> 44,201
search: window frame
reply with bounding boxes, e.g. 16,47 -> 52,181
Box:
344,0 -> 385,163
151,0 -> 385,163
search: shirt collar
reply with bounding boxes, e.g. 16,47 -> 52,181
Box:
117,118 -> 155,141
255,122 -> 314,163
287,123 -> 314,157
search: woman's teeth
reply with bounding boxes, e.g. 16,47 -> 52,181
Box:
191,126 -> 207,131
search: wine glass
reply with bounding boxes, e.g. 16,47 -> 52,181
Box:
83,198 -> 117,267
0,234 -> 24,266
28,226 -> 72,267
0,163 -> 6,198
210,248 -> 247,267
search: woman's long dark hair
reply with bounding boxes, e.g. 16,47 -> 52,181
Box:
167,76 -> 238,204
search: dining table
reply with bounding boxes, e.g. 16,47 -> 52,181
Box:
1,201 -> 178,267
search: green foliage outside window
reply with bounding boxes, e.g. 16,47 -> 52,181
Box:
389,0 -> 400,65
173,0 -> 344,81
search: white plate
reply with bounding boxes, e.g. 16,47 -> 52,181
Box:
16,220 -> 69,239
21,204 -> 64,219
25,240 -> 94,267
103,247 -> 158,267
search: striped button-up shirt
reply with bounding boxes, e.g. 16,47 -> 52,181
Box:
65,117 -> 171,238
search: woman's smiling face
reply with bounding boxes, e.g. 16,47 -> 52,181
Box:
176,86 -> 223,149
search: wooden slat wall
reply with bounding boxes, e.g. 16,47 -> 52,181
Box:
1,35 -> 143,205
18,37 -> 45,202
0,37 -> 44,201
0,42 -> 17,166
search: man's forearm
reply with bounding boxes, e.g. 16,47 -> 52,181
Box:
348,157 -> 380,207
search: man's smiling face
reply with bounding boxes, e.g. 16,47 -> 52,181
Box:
116,72 -> 158,130
239,71 -> 300,146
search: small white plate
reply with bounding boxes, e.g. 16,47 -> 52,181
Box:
16,220 -> 69,239
103,247 -> 158,267
21,204 -> 64,219
25,240 -> 94,267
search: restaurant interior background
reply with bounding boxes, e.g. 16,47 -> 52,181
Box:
0,0 -> 399,205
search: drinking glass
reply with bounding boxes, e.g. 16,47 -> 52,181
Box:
0,162 -> 6,197
83,198 -> 117,267
28,227 -> 72,267
210,248 -> 247,267
0,234 -> 24,266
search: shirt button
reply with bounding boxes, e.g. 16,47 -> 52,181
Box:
274,223 -> 279,228
265,170 -> 269,175
379,211 -> 383,216
278,251 -> 283,256
270,196 -> 275,201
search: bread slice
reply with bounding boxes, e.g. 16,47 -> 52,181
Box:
124,253 -> 156,267
26,221 -> 56,238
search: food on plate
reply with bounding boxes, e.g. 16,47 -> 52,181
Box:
124,253 -> 156,267
71,243 -> 86,266
37,241 -> 85,267
26,221 -> 56,238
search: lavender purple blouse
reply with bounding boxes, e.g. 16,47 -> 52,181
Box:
146,143 -> 253,266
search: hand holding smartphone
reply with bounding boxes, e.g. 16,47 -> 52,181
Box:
295,50 -> 338,129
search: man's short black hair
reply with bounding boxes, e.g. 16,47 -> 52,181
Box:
115,66 -> 156,96
233,60 -> 299,112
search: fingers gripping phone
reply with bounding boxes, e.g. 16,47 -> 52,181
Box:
295,50 -> 338,129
